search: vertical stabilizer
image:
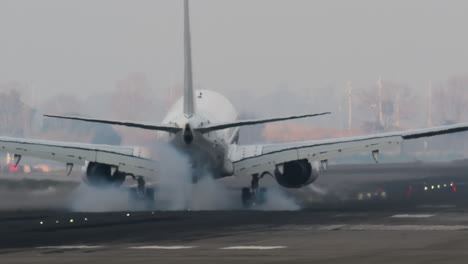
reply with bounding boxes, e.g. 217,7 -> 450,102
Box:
183,0 -> 195,117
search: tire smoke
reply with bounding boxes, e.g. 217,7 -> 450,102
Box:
153,142 -> 239,210
69,184 -> 130,212
259,187 -> 301,211
69,142 -> 301,212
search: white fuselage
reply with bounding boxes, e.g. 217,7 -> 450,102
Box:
160,90 -> 238,181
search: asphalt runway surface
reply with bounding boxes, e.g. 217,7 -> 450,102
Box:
2,161 -> 468,263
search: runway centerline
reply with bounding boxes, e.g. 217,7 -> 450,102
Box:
128,246 -> 196,250
391,214 -> 435,218
220,246 -> 287,250
36,245 -> 105,249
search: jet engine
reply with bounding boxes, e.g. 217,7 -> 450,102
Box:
274,159 -> 320,188
84,162 -> 126,188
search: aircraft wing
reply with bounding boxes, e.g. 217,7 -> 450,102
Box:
230,123 -> 468,176
0,136 -> 155,177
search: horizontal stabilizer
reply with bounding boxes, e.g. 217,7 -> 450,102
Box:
44,115 -> 182,133
402,123 -> 468,139
196,112 -> 331,133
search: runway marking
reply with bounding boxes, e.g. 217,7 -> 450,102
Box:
275,225 -> 468,231
334,213 -> 369,218
129,246 -> 196,250
391,214 -> 435,218
221,246 -> 287,250
318,225 -> 347,231
418,204 -> 457,209
348,225 -> 468,231
37,245 -> 104,250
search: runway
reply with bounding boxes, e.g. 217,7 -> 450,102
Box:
3,207 -> 468,263
2,161 -> 468,263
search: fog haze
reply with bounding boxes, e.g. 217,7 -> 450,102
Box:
1,0 -> 467,104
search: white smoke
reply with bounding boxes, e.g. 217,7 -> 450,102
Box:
69,141 -> 303,212
153,142 -> 241,210
258,187 -> 301,211
308,184 -> 329,196
151,142 -> 192,210
69,184 -> 130,212
190,176 -> 239,210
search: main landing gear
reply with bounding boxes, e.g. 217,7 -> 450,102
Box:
241,174 -> 268,209
128,176 -> 155,209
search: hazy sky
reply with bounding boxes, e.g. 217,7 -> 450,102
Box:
1,0 -> 467,103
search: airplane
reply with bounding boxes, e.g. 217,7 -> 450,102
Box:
3,0 -> 468,208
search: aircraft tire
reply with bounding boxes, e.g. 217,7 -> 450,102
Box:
145,187 -> 155,209
241,187 -> 253,209
258,187 -> 268,205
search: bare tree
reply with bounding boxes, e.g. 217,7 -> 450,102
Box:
355,80 -> 419,133
433,75 -> 468,125
0,83 -> 34,137
112,73 -> 154,121
110,73 -> 158,145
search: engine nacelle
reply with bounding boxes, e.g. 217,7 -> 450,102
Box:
274,159 -> 320,188
84,162 -> 126,188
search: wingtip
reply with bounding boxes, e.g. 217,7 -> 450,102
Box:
43,114 -> 59,119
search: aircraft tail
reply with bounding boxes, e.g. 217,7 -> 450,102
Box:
44,2 -> 331,135
183,0 -> 195,117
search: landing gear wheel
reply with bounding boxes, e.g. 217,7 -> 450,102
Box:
241,174 -> 269,209
128,176 -> 155,210
128,187 -> 139,203
258,187 -> 267,205
128,187 -> 156,210
144,187 -> 155,209
242,187 -> 253,208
